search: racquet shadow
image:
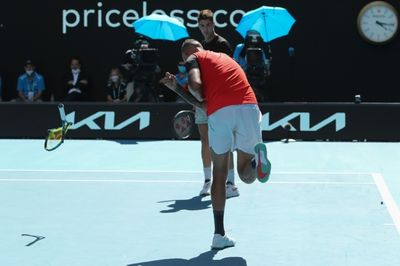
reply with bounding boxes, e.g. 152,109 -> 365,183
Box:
108,140 -> 138,145
158,195 -> 212,213
127,250 -> 247,266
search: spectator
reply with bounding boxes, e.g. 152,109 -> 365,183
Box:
175,62 -> 188,87
198,9 -> 233,56
63,58 -> 90,101
174,62 -> 189,103
16,60 -> 45,102
106,68 -> 128,103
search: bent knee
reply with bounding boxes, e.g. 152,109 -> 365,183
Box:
238,172 -> 256,184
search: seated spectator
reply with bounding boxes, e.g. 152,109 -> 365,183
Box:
63,58 -> 89,101
16,60 -> 45,102
106,68 -> 128,103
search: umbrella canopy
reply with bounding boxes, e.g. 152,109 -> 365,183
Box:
236,6 -> 296,42
133,14 -> 189,41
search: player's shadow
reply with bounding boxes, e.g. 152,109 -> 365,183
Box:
158,196 -> 212,213
127,250 -> 247,266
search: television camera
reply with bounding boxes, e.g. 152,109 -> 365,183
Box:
123,38 -> 162,102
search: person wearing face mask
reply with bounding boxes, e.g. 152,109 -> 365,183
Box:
16,60 -> 45,102
106,68 -> 127,103
173,62 -> 189,103
63,57 -> 90,101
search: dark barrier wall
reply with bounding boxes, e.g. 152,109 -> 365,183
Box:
1,103 -> 400,141
0,1 -> 399,102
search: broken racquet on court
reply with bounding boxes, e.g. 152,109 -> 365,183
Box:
44,103 -> 72,151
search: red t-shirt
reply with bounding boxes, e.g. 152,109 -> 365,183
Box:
193,50 -> 257,116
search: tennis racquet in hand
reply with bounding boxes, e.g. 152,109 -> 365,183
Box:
44,103 -> 72,151
172,110 -> 195,140
160,72 -> 203,108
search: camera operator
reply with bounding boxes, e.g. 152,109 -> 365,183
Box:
233,30 -> 271,102
121,37 -> 162,102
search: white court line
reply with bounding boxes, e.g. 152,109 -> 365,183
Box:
384,223 -> 395,226
0,168 -> 374,175
0,178 -> 375,185
372,173 -> 400,235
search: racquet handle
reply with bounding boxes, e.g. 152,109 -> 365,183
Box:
58,103 -> 66,122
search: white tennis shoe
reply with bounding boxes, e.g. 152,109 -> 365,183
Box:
226,183 -> 239,198
199,180 -> 211,196
211,234 -> 235,250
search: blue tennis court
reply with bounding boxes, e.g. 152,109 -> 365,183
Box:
0,139 -> 399,266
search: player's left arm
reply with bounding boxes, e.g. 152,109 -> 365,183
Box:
185,55 -> 204,102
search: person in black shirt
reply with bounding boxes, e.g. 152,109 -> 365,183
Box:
106,68 -> 127,103
195,9 -> 238,199
63,58 -> 90,101
198,9 -> 233,57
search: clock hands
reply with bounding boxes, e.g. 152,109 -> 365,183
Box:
376,20 -> 395,31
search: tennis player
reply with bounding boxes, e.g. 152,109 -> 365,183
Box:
160,39 -> 271,250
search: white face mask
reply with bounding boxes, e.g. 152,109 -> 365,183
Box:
72,69 -> 80,74
110,75 -> 119,82
26,70 -> 34,76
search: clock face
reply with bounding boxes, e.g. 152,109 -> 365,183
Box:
358,1 -> 399,44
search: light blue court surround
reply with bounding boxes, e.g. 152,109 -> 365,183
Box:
0,140 -> 399,266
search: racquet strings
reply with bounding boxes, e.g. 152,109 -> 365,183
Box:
44,123 -> 71,151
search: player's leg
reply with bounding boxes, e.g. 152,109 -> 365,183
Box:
196,107 -> 212,196
210,148 -> 228,220
208,108 -> 236,249
236,150 -> 257,184
234,104 -> 271,183
226,153 -> 239,198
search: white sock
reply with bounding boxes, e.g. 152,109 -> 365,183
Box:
227,169 -> 235,185
203,167 -> 212,182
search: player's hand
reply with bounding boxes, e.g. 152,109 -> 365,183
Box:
159,72 -> 177,90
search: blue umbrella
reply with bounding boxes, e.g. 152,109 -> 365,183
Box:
133,14 -> 189,41
236,6 -> 296,42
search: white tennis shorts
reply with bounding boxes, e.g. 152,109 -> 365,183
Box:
207,104 -> 262,155
195,106 -> 208,124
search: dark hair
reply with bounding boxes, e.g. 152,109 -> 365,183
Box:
70,57 -> 82,64
198,9 -> 213,22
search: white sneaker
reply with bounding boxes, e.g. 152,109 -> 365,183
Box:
226,183 -> 239,198
199,180 -> 211,196
211,234 -> 235,250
